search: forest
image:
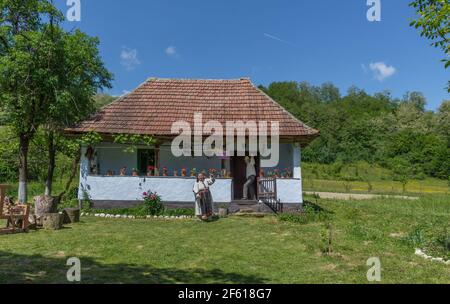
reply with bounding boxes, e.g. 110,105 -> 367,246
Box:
260,82 -> 449,181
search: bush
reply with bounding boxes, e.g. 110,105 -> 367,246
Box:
402,227 -> 426,248
279,201 -> 331,225
143,191 -> 164,215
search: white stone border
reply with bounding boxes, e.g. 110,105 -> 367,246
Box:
81,212 -> 194,220
415,248 -> 450,265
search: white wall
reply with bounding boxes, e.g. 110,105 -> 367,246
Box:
276,179 -> 303,204
79,175 -> 232,203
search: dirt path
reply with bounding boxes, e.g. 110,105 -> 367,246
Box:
304,191 -> 419,201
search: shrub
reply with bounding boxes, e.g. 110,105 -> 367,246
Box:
279,201 -> 331,225
143,191 -> 164,215
402,227 -> 426,248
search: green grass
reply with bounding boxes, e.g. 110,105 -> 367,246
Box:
1,195 -> 449,284
303,178 -> 449,195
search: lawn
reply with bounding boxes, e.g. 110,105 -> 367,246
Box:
303,178 -> 449,195
1,195 -> 449,284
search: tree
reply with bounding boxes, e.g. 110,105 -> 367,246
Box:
0,0 -> 63,202
43,27 -> 112,196
410,0 -> 450,90
0,1 -> 112,201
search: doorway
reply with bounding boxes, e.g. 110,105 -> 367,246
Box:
230,156 -> 259,200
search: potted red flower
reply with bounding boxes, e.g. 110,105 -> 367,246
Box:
181,167 -> 187,177
147,166 -> 155,177
162,166 -> 168,177
132,168 -> 139,176
283,168 -> 292,179
274,168 -> 280,178
190,168 -> 197,177
120,167 -> 127,176
259,169 -> 265,178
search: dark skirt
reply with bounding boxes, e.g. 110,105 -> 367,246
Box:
198,190 -> 213,216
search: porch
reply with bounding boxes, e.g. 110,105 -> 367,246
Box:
78,142 -> 304,207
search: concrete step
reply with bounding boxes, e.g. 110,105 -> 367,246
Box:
239,208 -> 255,214
232,212 -> 266,218
233,200 -> 258,205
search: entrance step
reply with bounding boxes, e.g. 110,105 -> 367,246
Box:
229,201 -> 276,215
239,208 -> 255,214
233,200 -> 258,205
232,212 -> 266,218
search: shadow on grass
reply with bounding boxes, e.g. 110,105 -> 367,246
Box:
303,200 -> 334,215
0,250 -> 267,284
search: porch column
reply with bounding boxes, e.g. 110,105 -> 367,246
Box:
293,144 -> 301,179
78,145 -> 89,201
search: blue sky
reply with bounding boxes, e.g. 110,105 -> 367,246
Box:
57,0 -> 448,110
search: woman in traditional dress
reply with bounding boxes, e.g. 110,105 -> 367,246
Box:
193,173 -> 215,221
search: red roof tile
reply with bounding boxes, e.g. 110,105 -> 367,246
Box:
66,78 -> 319,143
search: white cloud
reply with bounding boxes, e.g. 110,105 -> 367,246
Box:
368,62 -> 396,82
165,46 -> 179,58
120,47 -> 141,70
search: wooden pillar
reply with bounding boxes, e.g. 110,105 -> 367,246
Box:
155,144 -> 160,175
293,144 -> 301,179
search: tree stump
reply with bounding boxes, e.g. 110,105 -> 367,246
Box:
218,208 -> 229,218
34,196 -> 60,226
63,208 -> 80,224
42,213 -> 64,230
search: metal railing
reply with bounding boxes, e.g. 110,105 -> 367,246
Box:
257,177 -> 283,213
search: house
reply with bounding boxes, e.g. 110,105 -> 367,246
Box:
66,78 -> 319,211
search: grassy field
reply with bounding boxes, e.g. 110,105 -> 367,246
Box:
1,195 -> 449,284
303,177 -> 449,195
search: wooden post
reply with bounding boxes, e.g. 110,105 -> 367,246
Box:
293,144 -> 301,179
155,144 -> 160,173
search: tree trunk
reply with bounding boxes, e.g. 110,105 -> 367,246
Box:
34,195 -> 59,226
58,147 -> 81,200
18,135 -> 30,203
45,131 -> 56,196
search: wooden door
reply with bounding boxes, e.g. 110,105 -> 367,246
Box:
231,156 -> 259,200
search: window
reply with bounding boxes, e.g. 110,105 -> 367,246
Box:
137,149 -> 156,175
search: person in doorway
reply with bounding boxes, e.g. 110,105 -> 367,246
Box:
242,156 -> 256,200
193,173 -> 216,221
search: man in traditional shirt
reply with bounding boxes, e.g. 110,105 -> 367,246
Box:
242,156 -> 256,200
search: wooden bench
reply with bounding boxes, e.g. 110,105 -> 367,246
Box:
0,185 -> 30,234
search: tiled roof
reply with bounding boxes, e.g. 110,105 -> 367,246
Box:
66,78 -> 319,142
